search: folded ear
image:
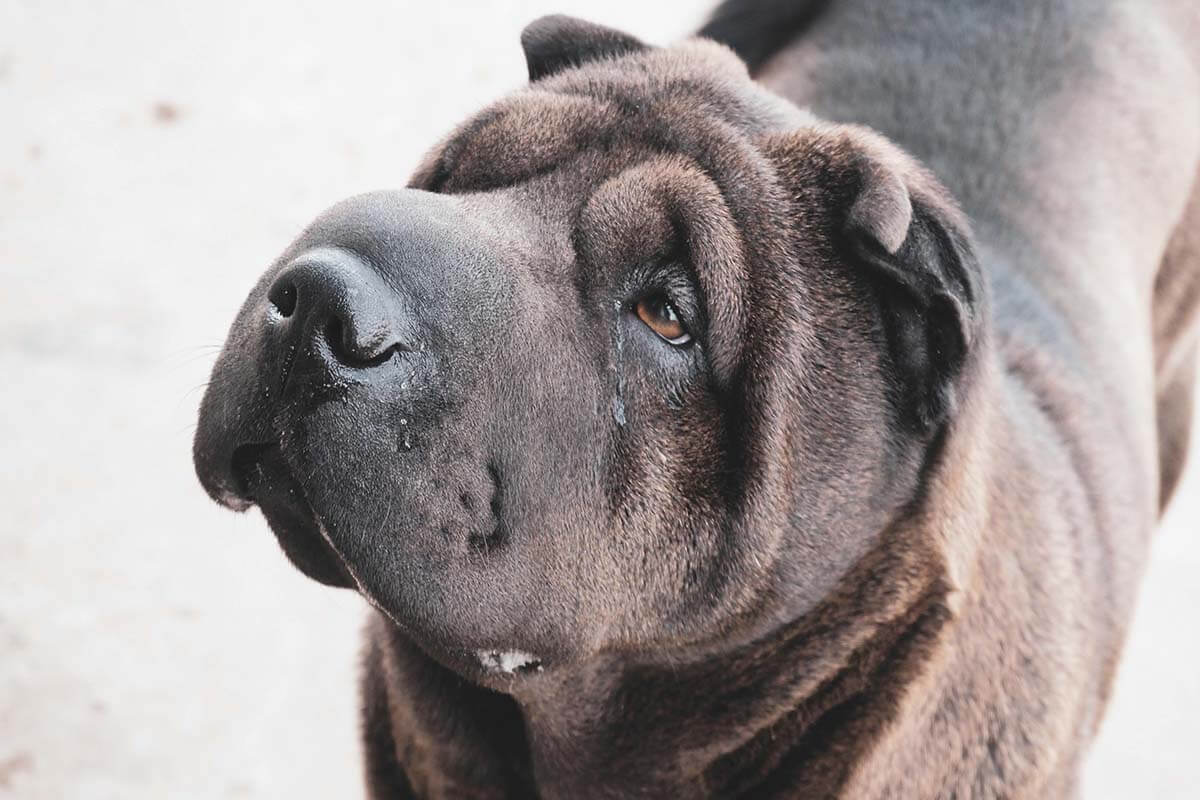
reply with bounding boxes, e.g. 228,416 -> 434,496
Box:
520,15 -> 647,82
765,125 -> 981,433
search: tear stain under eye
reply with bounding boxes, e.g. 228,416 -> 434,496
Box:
611,300 -> 627,427
398,381 -> 413,452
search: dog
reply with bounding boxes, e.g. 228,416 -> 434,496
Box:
193,1 -> 1200,796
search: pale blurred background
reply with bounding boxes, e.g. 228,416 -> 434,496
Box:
1,1 -> 1197,797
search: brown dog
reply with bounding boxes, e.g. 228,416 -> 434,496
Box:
194,2 -> 1200,797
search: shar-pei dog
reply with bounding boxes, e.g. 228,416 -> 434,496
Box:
194,0 -> 1200,796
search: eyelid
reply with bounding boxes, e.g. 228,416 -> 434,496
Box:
636,265 -> 699,319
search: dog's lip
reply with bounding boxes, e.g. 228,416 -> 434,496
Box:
229,441 -> 280,504
230,440 -> 360,588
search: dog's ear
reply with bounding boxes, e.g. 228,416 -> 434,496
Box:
765,125 -> 982,433
520,15 -> 647,81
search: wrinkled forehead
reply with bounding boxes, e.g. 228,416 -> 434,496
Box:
405,40 -> 816,381
410,40 -> 809,195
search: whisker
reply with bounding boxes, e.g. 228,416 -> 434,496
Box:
180,380 -> 211,402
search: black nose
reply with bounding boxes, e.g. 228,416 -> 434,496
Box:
267,249 -> 406,371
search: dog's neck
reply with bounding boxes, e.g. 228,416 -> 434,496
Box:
370,526 -> 962,799
519,569 -> 953,798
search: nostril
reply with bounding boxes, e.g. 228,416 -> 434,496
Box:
325,316 -> 351,361
325,316 -> 361,364
269,281 -> 298,317
325,315 -> 401,367
266,254 -> 406,375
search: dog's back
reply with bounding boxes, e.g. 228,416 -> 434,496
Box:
704,1 -> 1200,794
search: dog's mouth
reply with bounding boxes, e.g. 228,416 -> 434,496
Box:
228,441 -> 358,588
226,441 -> 551,679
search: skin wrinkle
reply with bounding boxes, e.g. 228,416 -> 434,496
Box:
582,155 -> 748,383
190,5 -> 1200,798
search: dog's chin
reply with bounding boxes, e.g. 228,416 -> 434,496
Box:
233,443 -> 358,589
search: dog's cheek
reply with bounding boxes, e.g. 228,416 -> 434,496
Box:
605,367 -> 735,642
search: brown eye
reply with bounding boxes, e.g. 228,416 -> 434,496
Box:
635,294 -> 691,346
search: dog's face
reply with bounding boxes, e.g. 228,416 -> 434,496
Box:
194,16 -> 978,686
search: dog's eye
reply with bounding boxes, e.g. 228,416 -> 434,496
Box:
635,294 -> 691,346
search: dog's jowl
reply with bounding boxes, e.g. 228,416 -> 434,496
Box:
194,2 -> 1200,797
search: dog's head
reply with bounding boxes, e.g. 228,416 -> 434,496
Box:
194,16 -> 981,686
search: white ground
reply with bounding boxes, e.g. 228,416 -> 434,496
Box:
1,1 -> 1197,797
